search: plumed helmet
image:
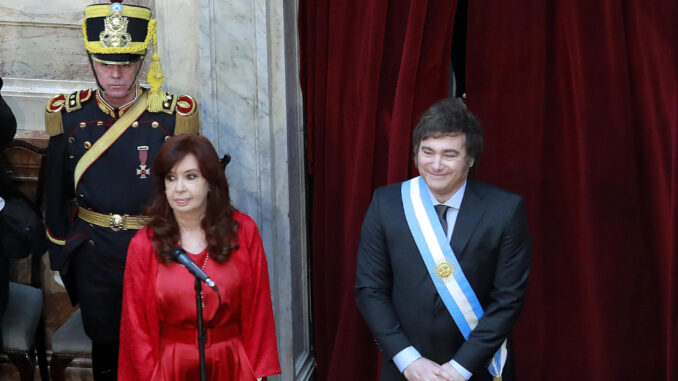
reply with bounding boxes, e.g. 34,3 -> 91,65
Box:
82,1 -> 154,64
82,1 -> 166,112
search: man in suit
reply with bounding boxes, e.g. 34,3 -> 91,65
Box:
355,97 -> 531,381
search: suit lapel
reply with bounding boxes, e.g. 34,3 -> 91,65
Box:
451,179 -> 486,257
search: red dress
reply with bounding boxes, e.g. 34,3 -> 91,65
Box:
118,212 -> 281,380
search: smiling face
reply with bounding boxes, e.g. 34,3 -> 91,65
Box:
164,154 -> 210,221
92,60 -> 141,107
415,133 -> 473,203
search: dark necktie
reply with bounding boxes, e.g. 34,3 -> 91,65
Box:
434,204 -> 450,235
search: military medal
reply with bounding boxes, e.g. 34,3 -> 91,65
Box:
137,146 -> 150,178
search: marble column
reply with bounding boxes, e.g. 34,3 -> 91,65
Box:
193,0 -> 313,379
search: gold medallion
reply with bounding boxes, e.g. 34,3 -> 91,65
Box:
435,262 -> 454,280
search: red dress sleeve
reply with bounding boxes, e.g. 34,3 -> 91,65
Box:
118,228 -> 160,381
235,213 -> 281,377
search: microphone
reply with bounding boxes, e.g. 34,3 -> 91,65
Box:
170,246 -> 218,291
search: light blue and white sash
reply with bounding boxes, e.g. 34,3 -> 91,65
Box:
401,176 -> 507,378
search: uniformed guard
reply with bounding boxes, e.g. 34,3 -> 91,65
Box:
43,2 -> 199,379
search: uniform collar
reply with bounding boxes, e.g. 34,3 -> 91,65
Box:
95,85 -> 141,118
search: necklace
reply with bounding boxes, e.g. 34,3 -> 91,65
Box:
178,241 -> 210,308
200,250 -> 209,308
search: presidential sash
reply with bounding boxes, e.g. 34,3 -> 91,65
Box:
401,176 -> 507,379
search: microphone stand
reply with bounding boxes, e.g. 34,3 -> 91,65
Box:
195,279 -> 207,381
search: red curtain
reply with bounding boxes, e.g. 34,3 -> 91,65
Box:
466,1 -> 677,380
299,1 -> 457,379
300,0 -> 677,380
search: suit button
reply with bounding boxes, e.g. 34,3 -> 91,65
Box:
88,240 -> 95,247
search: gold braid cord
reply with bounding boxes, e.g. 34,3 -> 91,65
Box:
145,19 -> 166,112
82,19 -> 154,55
81,5 -> 152,54
74,92 -> 149,189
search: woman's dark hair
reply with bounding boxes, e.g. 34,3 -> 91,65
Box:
145,134 -> 239,263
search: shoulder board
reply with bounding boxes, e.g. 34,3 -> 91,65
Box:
45,93 -> 66,136
160,92 -> 178,115
174,94 -> 200,135
64,89 -> 93,113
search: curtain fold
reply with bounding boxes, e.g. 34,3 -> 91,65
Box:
300,0 -> 676,379
300,1 -> 457,379
466,1 -> 677,380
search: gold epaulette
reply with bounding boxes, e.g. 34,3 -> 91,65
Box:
173,94 -> 200,135
45,89 -> 94,136
45,93 -> 66,136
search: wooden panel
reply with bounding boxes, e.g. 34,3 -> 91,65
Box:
0,136 -> 47,201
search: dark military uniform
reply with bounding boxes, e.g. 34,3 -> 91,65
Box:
44,87 -> 198,337
44,87 -> 198,379
44,2 -> 197,377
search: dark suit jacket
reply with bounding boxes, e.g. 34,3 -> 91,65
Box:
355,178 -> 531,381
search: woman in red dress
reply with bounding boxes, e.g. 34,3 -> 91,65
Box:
118,134 -> 280,380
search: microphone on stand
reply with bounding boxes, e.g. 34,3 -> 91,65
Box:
170,246 -> 218,291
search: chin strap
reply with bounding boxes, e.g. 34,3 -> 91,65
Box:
88,54 -> 105,94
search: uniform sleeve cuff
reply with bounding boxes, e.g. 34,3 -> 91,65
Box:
393,346 -> 421,373
449,360 -> 472,379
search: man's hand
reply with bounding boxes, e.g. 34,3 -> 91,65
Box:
403,357 -> 453,381
440,362 -> 467,381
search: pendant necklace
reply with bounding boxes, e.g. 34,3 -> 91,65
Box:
178,241 -> 210,308
200,250 -> 209,308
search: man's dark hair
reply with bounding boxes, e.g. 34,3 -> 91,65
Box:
412,97 -> 483,170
